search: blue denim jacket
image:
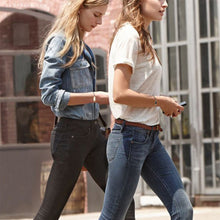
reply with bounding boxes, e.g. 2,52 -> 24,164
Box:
39,33 -> 99,120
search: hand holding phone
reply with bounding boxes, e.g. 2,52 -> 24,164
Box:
171,101 -> 187,117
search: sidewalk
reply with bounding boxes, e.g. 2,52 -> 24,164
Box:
10,207 -> 220,220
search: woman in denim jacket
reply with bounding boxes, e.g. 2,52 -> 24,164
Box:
34,0 -> 136,219
99,0 -> 193,220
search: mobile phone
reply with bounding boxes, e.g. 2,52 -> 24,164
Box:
179,101 -> 187,106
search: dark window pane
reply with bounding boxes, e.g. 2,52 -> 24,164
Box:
179,46 -> 188,90
95,55 -> 105,80
167,0 -> 176,42
181,95 -> 190,139
97,84 -> 107,110
200,43 -> 209,88
177,0 -> 186,41
199,0 -> 208,38
171,116 -> 180,139
13,55 -> 39,96
211,42 -> 220,87
168,47 -> 177,91
0,54 -> 39,97
172,145 -> 180,172
215,143 -> 220,161
1,101 -> 53,144
215,143 -> 220,187
213,92 -> 220,137
210,0 -> 219,37
16,102 -> 39,143
13,55 -> 30,96
204,144 -> 213,187
202,93 -> 211,137
183,144 -> 192,179
152,21 -> 161,44
97,84 -> 106,92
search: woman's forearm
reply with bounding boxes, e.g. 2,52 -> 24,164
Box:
68,91 -> 109,106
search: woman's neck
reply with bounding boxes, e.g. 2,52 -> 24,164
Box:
143,17 -> 152,30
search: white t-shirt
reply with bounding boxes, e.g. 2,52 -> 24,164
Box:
108,23 -> 162,126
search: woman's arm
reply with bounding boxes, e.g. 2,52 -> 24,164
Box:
40,36 -> 109,108
68,91 -> 109,106
113,64 -> 184,117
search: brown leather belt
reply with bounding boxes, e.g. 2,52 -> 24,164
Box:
115,119 -> 163,132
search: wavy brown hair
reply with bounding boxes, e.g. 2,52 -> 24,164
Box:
38,0 -> 109,72
111,0 -> 155,62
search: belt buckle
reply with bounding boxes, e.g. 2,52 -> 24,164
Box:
155,125 -> 159,130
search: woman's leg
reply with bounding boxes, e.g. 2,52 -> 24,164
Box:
99,124 -> 151,220
141,133 -> 193,220
34,119 -> 93,220
84,125 -> 108,191
85,124 -> 136,220
34,159 -> 82,220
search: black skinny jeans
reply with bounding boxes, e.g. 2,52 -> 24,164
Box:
34,118 -> 135,220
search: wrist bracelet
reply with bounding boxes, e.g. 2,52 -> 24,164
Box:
93,92 -> 96,103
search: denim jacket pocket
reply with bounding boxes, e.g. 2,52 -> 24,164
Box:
69,59 -> 92,89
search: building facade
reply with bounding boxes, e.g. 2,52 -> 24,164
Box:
0,0 -> 219,217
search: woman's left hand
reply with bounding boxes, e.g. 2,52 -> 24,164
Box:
94,91 -> 109,105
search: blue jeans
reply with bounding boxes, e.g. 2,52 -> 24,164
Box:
99,122 -> 193,220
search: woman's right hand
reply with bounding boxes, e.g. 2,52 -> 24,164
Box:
157,96 -> 184,118
94,91 -> 109,105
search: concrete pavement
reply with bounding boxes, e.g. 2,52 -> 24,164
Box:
9,207 -> 220,220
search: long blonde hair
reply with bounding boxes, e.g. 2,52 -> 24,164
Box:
112,0 -> 155,62
38,0 -> 109,71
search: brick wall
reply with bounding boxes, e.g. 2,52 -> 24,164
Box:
85,0 -> 122,52
0,0 -> 65,15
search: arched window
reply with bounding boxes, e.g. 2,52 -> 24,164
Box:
0,8 -> 54,145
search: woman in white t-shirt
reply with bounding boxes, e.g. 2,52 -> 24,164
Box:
99,1 -> 193,220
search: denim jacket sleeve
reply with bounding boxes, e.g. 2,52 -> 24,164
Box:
39,35 -> 70,111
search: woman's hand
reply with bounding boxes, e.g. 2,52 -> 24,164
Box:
94,91 -> 109,105
157,96 -> 184,117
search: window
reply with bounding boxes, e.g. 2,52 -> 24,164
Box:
0,10 -> 54,146
92,48 -> 110,126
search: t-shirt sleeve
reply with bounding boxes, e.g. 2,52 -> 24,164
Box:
111,26 -> 139,72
